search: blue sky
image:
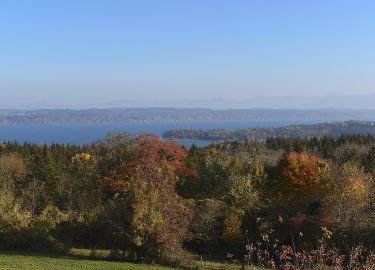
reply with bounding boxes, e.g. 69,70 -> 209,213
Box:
1,0 -> 375,108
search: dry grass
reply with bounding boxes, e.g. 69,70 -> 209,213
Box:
241,227 -> 374,270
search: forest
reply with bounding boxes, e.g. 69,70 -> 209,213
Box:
0,133 -> 374,269
163,121 -> 375,141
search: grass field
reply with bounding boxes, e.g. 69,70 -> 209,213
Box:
0,251 -> 245,270
0,252 -> 175,270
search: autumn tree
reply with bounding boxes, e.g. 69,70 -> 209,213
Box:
329,162 -> 374,245
105,134 -> 195,264
271,152 -> 334,244
0,152 -> 26,195
0,153 -> 31,247
275,152 -> 333,208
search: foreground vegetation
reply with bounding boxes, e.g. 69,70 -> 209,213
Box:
0,133 -> 374,269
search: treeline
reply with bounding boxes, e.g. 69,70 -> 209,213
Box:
163,120 -> 375,141
0,134 -> 374,267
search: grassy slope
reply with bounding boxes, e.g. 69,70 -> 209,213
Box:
0,252 -> 175,270
0,251 -> 250,270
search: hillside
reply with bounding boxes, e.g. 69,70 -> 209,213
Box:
163,120 -> 375,141
2,108 -> 375,124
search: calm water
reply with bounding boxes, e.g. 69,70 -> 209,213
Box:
0,119 -> 331,147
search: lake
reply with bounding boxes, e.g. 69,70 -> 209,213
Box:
0,119 -> 334,147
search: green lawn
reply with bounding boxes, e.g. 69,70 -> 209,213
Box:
0,252 -> 175,270
0,250 -> 253,270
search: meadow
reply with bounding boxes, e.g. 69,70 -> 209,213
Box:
0,251 -> 243,270
0,252 -> 171,270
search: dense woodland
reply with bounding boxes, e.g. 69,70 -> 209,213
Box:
164,121 -> 375,141
0,133 -> 374,268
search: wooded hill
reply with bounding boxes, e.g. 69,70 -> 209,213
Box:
2,108 -> 375,124
163,120 -> 375,141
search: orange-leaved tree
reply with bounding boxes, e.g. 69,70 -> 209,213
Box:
105,133 -> 196,264
275,152 -> 333,205
272,152 -> 334,245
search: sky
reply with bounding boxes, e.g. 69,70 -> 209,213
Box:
1,0 -> 375,109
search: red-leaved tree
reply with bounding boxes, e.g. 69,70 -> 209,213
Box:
105,134 -> 195,264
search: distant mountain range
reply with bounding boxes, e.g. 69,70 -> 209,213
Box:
2,108 -> 375,124
5,94 -> 375,110
160,94 -> 375,109
101,94 -> 375,110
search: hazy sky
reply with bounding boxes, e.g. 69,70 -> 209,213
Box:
1,0 -> 375,108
